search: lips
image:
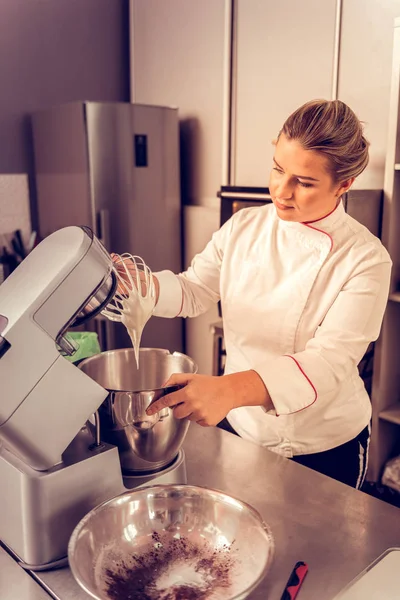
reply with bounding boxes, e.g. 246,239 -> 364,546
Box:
274,199 -> 294,211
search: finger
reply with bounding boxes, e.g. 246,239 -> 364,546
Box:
172,403 -> 192,420
113,261 -> 149,297
163,373 -> 194,388
112,255 -> 126,268
146,389 -> 186,415
112,261 -> 134,295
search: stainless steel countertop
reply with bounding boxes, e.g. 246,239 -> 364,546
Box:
0,545 -> 49,600
12,425 -> 400,599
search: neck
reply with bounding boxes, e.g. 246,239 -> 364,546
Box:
303,199 -> 340,224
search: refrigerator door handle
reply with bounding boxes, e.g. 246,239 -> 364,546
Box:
96,209 -> 111,251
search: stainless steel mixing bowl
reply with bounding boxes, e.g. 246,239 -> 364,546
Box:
68,484 -> 274,600
79,348 -> 197,473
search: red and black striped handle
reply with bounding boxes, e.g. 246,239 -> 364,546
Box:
280,561 -> 309,600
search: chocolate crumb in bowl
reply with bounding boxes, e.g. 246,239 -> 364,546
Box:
103,531 -> 238,600
69,485 -> 274,600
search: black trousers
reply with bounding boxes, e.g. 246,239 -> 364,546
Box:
217,418 -> 370,489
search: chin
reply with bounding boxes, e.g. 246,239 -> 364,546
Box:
274,206 -> 300,222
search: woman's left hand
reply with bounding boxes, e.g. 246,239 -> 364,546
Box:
146,371 -> 272,426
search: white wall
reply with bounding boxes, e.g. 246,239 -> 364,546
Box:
0,175 -> 31,240
183,205 -> 220,375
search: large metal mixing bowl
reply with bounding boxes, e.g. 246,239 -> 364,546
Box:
68,484 -> 274,600
79,348 -> 197,473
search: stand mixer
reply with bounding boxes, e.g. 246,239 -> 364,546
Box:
0,226 -> 187,571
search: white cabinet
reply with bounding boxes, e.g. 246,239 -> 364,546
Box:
338,0 -> 400,190
233,0 -> 337,186
129,1 -> 400,194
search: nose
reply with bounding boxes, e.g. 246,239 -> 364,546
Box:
274,178 -> 293,200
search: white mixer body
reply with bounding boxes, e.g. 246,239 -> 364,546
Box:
0,226 -> 114,470
0,225 -> 186,568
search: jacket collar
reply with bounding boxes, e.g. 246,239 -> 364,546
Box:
276,199 -> 346,235
301,200 -> 346,234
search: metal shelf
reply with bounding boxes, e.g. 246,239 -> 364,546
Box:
380,406 -> 400,425
369,20 -> 400,482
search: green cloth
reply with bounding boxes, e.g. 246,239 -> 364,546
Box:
64,331 -> 101,363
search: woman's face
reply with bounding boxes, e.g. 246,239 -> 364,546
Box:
269,134 -> 353,222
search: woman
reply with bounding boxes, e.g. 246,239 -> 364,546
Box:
118,100 -> 392,488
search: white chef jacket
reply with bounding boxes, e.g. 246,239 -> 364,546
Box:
153,201 -> 392,457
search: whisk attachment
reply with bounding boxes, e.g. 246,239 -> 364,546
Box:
101,254 -> 156,368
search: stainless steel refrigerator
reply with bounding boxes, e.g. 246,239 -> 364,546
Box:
31,102 -> 183,353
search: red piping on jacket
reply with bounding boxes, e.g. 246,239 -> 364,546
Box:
300,201 -> 339,252
302,222 -> 334,252
303,202 -> 339,224
281,354 -> 318,414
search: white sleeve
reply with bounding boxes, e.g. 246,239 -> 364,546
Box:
255,256 -> 392,416
153,217 -> 234,319
153,270 -> 184,318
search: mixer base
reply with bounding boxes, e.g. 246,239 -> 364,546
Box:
0,436 -> 186,570
0,433 -> 124,569
122,449 -> 187,489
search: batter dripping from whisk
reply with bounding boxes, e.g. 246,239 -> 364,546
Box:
102,254 -> 156,368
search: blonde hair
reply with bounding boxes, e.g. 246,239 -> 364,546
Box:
279,100 -> 369,183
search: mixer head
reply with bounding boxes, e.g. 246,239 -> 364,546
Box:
0,226 -> 116,470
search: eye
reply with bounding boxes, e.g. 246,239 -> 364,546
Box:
298,180 -> 313,188
273,166 -> 284,174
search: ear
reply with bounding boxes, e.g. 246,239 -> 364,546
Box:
335,177 -> 355,197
